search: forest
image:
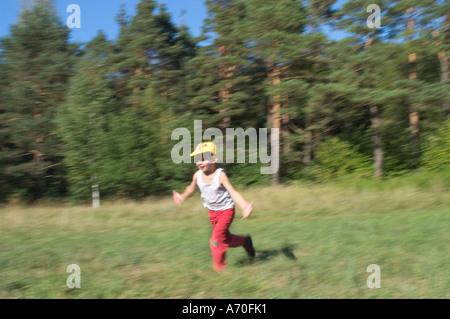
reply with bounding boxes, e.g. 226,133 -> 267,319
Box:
0,0 -> 448,202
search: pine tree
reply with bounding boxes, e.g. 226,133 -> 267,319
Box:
243,0 -> 320,184
107,0 -> 197,195
431,3 -> 449,116
295,0 -> 338,178
112,0 -> 192,107
57,30 -> 188,200
57,0 -> 198,200
329,0 -> 447,175
331,0 -> 411,177
55,32 -> 115,200
0,58 -> 10,200
388,0 -> 449,166
0,0 -> 78,200
188,0 -> 255,130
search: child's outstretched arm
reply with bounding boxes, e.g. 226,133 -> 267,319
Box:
220,172 -> 254,219
173,173 -> 197,205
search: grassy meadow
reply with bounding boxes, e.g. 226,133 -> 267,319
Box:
1,171 -> 449,299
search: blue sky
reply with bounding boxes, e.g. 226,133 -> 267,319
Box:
0,0 -> 350,44
0,0 -> 208,43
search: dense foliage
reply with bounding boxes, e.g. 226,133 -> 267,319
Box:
0,0 -> 448,202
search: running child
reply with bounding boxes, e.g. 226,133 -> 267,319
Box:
172,141 -> 255,271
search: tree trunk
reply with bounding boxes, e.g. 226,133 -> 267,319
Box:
408,53 -> 421,159
160,86 -> 168,145
282,101 -> 290,154
438,50 -> 449,116
302,113 -> 313,177
434,23 -> 449,116
432,25 -> 449,116
370,105 -> 383,178
366,35 -> 384,178
407,8 -> 421,163
218,44 -> 235,130
267,60 -> 281,185
442,14 -> 450,116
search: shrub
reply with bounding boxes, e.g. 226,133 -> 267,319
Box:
422,119 -> 450,171
310,137 -> 372,181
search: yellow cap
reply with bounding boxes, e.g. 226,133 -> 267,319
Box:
190,142 -> 216,156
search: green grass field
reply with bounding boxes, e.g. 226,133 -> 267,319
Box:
1,172 -> 449,299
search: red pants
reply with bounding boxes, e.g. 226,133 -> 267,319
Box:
208,207 -> 247,270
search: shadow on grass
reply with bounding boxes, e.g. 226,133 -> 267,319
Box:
236,244 -> 297,267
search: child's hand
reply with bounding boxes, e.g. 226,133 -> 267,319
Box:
172,191 -> 184,205
242,202 -> 254,220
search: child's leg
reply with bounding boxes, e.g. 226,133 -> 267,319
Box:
209,207 -> 246,270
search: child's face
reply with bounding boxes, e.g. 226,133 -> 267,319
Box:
194,152 -> 217,172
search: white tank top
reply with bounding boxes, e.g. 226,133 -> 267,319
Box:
196,168 -> 234,211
